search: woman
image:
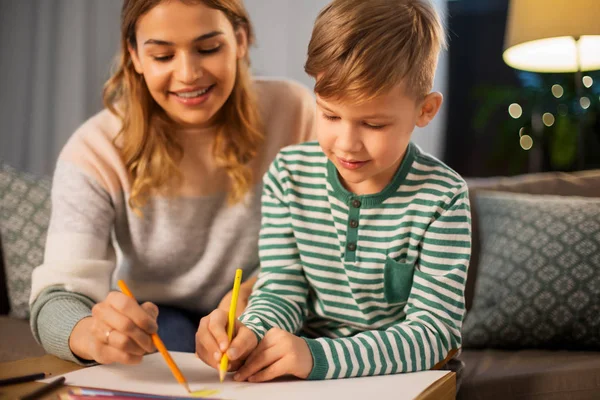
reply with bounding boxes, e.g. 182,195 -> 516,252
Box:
29,0 -> 314,366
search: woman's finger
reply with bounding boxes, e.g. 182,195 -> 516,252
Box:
92,302 -> 153,353
107,292 -> 158,334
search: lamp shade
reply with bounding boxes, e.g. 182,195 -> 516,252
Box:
503,0 -> 600,72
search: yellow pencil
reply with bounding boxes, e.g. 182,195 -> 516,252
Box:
117,280 -> 191,393
219,268 -> 244,382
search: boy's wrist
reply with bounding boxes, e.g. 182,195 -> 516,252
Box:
302,338 -> 329,380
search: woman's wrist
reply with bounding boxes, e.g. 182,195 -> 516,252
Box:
69,316 -> 94,361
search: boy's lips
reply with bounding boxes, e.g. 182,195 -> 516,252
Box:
337,156 -> 369,170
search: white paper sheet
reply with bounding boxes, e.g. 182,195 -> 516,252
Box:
43,352 -> 450,400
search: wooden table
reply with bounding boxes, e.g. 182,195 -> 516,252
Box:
0,355 -> 456,400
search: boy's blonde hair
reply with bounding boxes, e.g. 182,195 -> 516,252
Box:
305,0 -> 446,101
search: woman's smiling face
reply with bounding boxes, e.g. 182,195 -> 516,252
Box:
129,0 -> 247,128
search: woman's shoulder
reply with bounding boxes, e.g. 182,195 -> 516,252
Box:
57,109 -> 129,195
253,77 -> 316,149
253,78 -> 315,117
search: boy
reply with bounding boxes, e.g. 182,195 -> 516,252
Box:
196,0 -> 471,382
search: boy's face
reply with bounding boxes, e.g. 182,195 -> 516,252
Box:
316,83 -> 442,195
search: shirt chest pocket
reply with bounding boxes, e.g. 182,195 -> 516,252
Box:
383,257 -> 416,305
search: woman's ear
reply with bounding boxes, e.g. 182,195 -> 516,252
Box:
128,45 -> 143,74
416,92 -> 443,128
235,26 -> 249,60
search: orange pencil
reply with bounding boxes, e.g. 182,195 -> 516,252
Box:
117,280 -> 191,393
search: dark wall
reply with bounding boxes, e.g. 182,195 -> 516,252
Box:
444,0 -> 521,177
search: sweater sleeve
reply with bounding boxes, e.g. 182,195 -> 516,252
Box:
29,160 -> 117,364
303,188 -> 472,380
239,156 -> 309,340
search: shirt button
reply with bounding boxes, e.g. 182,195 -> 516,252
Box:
349,219 -> 359,228
351,199 -> 362,208
347,242 -> 357,251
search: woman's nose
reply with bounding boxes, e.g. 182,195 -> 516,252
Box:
175,53 -> 202,84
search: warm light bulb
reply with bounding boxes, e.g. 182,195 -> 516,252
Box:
503,36 -> 600,73
509,103 -> 523,119
582,76 -> 593,88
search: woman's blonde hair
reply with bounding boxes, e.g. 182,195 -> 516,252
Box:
305,0 -> 446,102
104,0 -> 263,212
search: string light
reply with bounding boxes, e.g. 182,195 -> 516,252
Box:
508,103 -> 523,119
542,113 -> 555,127
551,84 -> 564,98
520,135 -> 533,150
580,97 -> 591,109
582,76 -> 593,88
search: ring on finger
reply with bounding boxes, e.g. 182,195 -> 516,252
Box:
105,329 -> 113,345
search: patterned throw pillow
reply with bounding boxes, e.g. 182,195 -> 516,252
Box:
462,191 -> 600,350
0,163 -> 51,319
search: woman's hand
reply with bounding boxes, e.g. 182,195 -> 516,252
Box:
195,309 -> 258,372
217,276 -> 257,317
68,291 -> 159,365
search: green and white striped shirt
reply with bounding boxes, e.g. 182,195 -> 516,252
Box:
239,141 -> 471,380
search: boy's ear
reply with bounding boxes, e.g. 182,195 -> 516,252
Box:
128,45 -> 143,74
416,92 -> 443,128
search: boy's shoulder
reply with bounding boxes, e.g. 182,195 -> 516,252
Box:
410,143 -> 468,194
270,141 -> 327,170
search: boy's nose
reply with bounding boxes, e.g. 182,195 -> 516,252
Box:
336,127 -> 363,153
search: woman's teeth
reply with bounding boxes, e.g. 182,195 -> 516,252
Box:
175,86 -> 211,98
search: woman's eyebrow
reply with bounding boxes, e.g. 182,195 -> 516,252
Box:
144,31 -> 224,46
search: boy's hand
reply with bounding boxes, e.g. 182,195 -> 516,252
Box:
233,328 -> 313,382
217,276 -> 256,318
195,309 -> 258,372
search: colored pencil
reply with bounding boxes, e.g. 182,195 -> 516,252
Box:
117,280 -> 190,393
0,372 -> 49,386
64,388 -> 219,400
19,376 -> 66,400
219,268 -> 243,382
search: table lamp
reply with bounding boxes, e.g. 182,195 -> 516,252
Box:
503,0 -> 600,170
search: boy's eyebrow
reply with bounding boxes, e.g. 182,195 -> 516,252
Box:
144,31 -> 223,46
316,99 -> 394,120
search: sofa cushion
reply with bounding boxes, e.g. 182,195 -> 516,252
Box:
465,169 -> 600,311
458,349 -> 600,400
0,163 -> 51,319
462,191 -> 600,350
0,234 -> 9,315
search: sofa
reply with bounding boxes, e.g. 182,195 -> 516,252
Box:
1,164 -> 600,399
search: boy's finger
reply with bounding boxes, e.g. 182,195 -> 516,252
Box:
207,310 -> 230,352
196,316 -> 221,364
247,360 -> 287,382
234,345 -> 280,382
228,325 -> 258,361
